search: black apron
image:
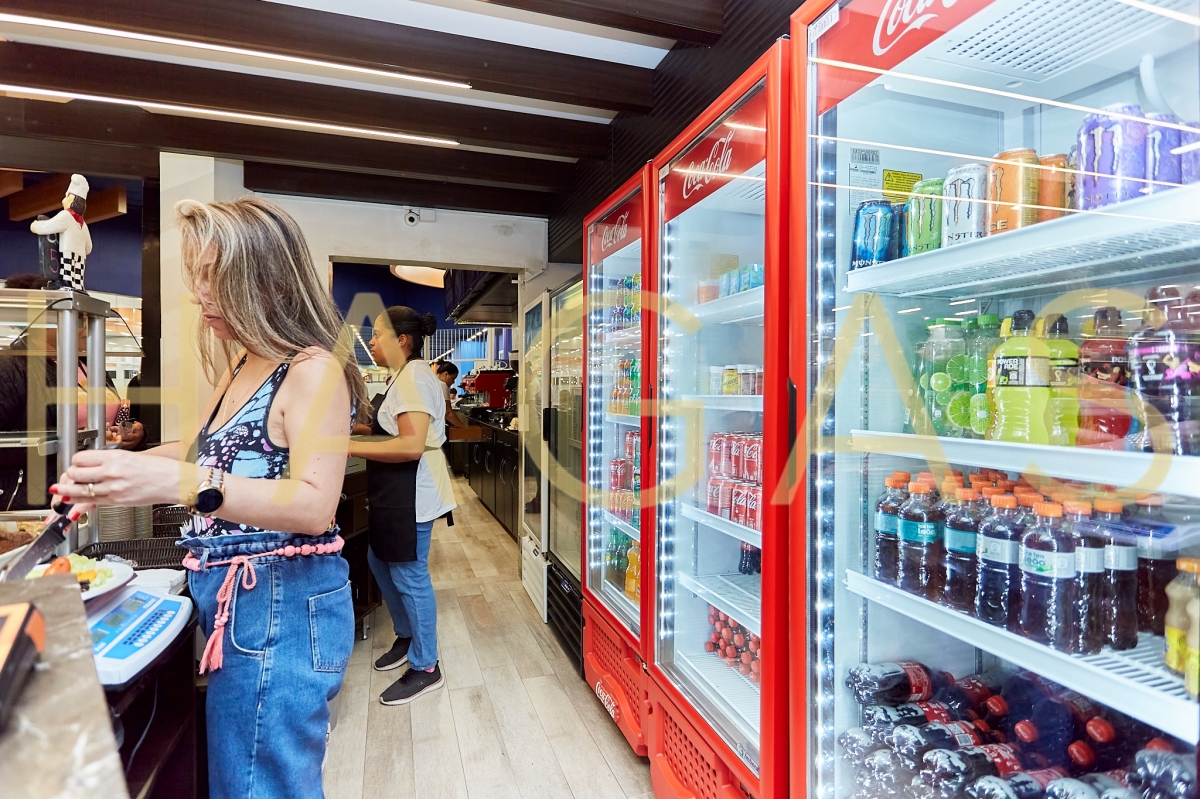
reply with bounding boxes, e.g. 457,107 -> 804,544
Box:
366,382 -> 421,563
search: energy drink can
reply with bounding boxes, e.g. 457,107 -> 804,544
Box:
1037,154 -> 1070,222
1183,124 -> 1200,186
1146,113 -> 1183,193
987,149 -> 1040,235
941,163 -> 988,247
851,199 -> 894,270
1078,104 -> 1149,209
887,202 -> 908,261
906,179 -> 944,255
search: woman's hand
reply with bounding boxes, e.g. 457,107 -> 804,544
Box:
51,449 -> 197,508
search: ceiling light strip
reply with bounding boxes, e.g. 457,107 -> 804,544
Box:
1109,0 -> 1200,26
0,12 -> 473,91
0,82 -> 460,146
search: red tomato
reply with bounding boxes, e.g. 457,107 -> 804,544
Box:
733,633 -> 745,647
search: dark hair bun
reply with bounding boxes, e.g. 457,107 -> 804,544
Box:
421,313 -> 438,336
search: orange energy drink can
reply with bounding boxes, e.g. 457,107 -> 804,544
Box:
987,148 -> 1040,235
1037,153 -> 1071,222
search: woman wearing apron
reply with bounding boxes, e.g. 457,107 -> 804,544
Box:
53,197 -> 369,799
350,306 -> 456,705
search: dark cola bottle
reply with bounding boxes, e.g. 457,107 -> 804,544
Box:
847,661 -> 955,705
967,768 -> 1072,799
920,744 -> 1026,798
986,672 -> 1061,737
862,701 -> 957,744
840,726 -> 881,763
1128,748 -> 1197,799
857,747 -> 917,798
1078,772 -> 1139,799
937,674 -> 1003,721
893,720 -> 1002,769
1082,712 -> 1163,772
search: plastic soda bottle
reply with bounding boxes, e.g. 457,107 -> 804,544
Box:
908,322 -> 934,435
966,314 -> 1004,438
1133,494 -> 1177,635
1045,314 -> 1081,446
875,477 -> 908,584
898,482 -> 944,600
1019,502 -> 1077,651
976,493 -> 1025,631
1077,307 -> 1133,449
844,660 -> 953,705
1162,558 -> 1199,673
1065,500 -> 1105,655
942,488 -> 983,614
1187,595 -> 1200,698
1095,498 -> 1139,650
989,310 -> 1051,444
923,319 -> 969,437
1126,287 -> 1182,452
624,541 -> 641,600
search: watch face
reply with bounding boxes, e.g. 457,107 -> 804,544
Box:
195,487 -> 224,515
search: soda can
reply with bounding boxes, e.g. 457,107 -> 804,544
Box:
905,179 -> 943,255
941,163 -> 988,247
718,478 -> 736,520
1078,104 -> 1149,209
625,430 -> 638,461
886,202 -> 907,261
1182,123 -> 1200,186
707,433 -> 728,476
731,483 -> 749,527
1037,154 -> 1070,222
706,476 -> 722,515
743,436 -> 762,484
987,148 -> 1040,235
1146,113 -> 1183,193
1066,146 -> 1081,210
728,434 -> 745,481
850,199 -> 893,270
746,486 -> 763,533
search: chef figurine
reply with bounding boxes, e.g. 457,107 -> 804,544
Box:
29,174 -> 91,291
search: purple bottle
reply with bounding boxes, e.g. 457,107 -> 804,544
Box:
1078,104 -> 1149,209
1145,113 -> 1183,193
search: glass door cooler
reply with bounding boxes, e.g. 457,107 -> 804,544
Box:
582,165 -> 653,755
791,1 -> 1200,799
648,40 -> 791,799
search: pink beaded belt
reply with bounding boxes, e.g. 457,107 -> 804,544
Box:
183,536 -> 346,674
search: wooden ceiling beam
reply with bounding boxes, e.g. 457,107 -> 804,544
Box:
0,97 -> 575,192
84,185 -> 127,223
243,162 -> 553,218
0,170 -> 22,197
0,134 -> 159,178
0,41 -> 609,160
481,0 -> 724,44
7,173 -> 69,220
0,0 -> 654,112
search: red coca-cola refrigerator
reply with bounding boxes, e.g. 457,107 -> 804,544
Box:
581,164 -> 654,755
644,40 -> 791,799
790,1 -> 1200,798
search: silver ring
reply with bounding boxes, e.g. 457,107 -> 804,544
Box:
87,483 -> 95,498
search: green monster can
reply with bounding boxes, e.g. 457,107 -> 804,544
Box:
906,179 -> 945,255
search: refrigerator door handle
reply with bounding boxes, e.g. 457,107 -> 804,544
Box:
543,407 -> 554,443
787,378 -> 798,486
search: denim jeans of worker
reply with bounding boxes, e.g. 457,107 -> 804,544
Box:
185,529 -> 354,799
367,519 -> 439,670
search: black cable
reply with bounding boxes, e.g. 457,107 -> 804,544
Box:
125,676 -> 159,774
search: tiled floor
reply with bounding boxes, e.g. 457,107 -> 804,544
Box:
323,476 -> 654,799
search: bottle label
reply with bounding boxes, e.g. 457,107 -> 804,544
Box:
1187,647 -> 1199,696
916,701 -> 953,723
1049,356 -> 1080,388
944,526 -> 977,554
992,355 -> 1050,387
1137,535 -> 1176,560
1076,546 -> 1105,574
978,743 -> 1024,776
1025,768 -> 1070,788
952,677 -> 992,707
899,519 -> 940,544
1166,626 -> 1187,672
929,721 -> 982,747
1020,546 -> 1076,579
899,661 -> 932,701
1105,544 -> 1138,571
1058,690 -> 1097,724
978,534 -> 1020,565
875,511 -> 899,534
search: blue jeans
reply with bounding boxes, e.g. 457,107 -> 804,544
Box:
185,529 -> 354,799
367,520 -> 438,670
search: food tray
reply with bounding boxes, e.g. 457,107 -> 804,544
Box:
79,538 -> 186,570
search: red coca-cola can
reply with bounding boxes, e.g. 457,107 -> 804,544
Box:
625,430 -> 638,461
706,476 -> 722,515
728,434 -> 745,482
718,478 -> 736,520
731,482 -> 749,527
708,433 -> 729,476
742,436 -> 762,484
610,459 -> 631,491
746,485 -> 763,532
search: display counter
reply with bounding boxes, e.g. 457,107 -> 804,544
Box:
462,418 -> 520,539
338,457 -> 379,637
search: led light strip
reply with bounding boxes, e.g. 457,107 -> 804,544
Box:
0,82 -> 460,147
0,12 -> 473,90
1110,0 -> 1200,26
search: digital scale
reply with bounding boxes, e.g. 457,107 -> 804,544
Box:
87,586 -> 193,687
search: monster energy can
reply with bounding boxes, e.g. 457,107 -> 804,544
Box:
941,163 -> 988,247
905,178 -> 944,255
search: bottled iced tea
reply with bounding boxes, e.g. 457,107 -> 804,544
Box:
1163,559 -> 1200,674
1020,502 -> 1077,651
976,493 -> 1025,631
875,477 -> 908,584
1016,490 -> 1045,528
1095,498 -> 1139,650
1133,494 -> 1177,635
942,488 -> 983,614
898,482 -> 945,600
1066,501 -> 1105,655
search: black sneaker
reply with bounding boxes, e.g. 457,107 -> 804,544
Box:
373,637 -> 411,672
380,663 -> 444,705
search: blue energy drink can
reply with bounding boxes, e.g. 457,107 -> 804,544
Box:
851,199 -> 894,270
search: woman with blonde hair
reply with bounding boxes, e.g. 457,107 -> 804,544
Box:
52,196 -> 367,799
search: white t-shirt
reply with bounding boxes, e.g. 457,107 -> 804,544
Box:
378,360 -> 457,523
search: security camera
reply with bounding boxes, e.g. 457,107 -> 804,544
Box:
404,210 -> 420,227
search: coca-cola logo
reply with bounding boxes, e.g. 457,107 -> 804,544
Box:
594,680 -> 621,723
682,131 -> 736,199
600,211 -> 630,251
873,0 -> 959,56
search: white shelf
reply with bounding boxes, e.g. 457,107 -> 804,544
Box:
679,503 -> 762,548
844,186 -> 1200,299
604,413 -> 640,427
845,571 -> 1198,744
600,510 -> 640,542
686,286 -> 765,325
682,395 -> 763,413
849,430 -> 1200,501
600,577 -> 640,626
677,572 -> 761,636
676,650 -> 761,739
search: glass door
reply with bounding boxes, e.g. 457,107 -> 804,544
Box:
799,1 -> 1200,798
585,184 -> 646,638
655,83 -> 772,773
522,294 -> 548,549
548,281 -> 584,581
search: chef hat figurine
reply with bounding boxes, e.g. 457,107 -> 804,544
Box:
29,174 -> 92,291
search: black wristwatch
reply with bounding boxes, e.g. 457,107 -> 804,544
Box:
189,468 -> 226,517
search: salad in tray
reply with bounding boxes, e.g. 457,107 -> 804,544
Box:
27,553 -> 114,592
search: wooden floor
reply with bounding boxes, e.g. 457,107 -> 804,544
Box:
324,476 -> 654,799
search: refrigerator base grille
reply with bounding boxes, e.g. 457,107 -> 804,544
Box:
582,599 -> 648,756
